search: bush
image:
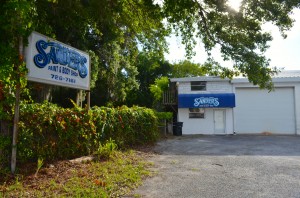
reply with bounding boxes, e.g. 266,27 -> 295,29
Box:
17,102 -> 97,162
95,138 -> 118,160
92,106 -> 159,147
0,134 -> 11,168
156,112 -> 173,121
14,102 -> 159,163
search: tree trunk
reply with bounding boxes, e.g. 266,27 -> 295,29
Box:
31,83 -> 53,103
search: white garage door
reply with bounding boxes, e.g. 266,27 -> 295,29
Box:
234,87 -> 296,134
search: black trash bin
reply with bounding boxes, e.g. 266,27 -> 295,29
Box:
173,122 -> 183,136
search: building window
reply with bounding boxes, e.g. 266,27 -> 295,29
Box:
189,108 -> 205,118
191,81 -> 206,91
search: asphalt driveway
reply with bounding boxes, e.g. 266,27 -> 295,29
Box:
132,135 -> 300,198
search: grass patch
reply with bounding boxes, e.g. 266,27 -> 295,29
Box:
0,150 -> 153,198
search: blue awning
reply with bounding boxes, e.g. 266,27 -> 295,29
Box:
178,93 -> 235,108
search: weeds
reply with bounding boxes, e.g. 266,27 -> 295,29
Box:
34,157 -> 44,177
0,150 -> 153,198
95,138 -> 118,160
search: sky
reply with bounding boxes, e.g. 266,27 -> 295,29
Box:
165,8 -> 300,71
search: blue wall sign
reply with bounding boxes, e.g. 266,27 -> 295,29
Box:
178,93 -> 235,108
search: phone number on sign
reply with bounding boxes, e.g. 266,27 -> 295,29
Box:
51,74 -> 76,84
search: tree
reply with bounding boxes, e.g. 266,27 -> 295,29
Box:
0,0 -> 170,170
171,60 -> 208,78
0,0 -> 36,122
150,77 -> 169,101
149,60 -> 211,109
126,52 -> 171,107
162,0 -> 300,89
0,0 -> 38,172
0,0 -> 169,107
1,0 -> 300,107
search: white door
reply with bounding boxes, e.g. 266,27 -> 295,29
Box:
214,110 -> 225,134
234,87 -> 295,134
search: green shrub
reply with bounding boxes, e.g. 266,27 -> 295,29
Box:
15,102 -> 159,163
96,138 -> 118,160
0,134 -> 11,168
91,106 -> 159,148
156,112 -> 173,121
18,102 -> 97,162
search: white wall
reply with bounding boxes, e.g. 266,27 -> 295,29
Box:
233,81 -> 300,135
177,80 -> 234,135
178,81 -> 232,94
295,83 -> 300,135
234,87 -> 295,134
178,108 -> 234,135
176,78 -> 300,135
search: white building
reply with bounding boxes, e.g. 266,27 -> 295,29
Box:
170,70 -> 300,135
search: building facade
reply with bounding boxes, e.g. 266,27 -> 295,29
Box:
170,71 -> 300,135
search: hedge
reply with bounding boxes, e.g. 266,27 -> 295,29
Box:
1,102 -> 159,164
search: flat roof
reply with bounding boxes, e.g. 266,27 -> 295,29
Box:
170,70 -> 300,83
170,76 -> 230,82
232,70 -> 300,83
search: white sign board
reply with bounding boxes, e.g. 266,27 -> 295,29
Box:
25,31 -> 90,90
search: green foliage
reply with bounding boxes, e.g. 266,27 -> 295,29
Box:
1,0 -> 300,112
36,0 -> 168,105
34,157 -> 44,177
17,102 -> 96,162
149,77 -> 169,102
0,0 -> 37,120
149,60 -> 218,107
126,52 -> 172,107
99,41 -> 139,104
1,0 -> 300,111
0,134 -> 11,168
156,112 -> 173,121
163,0 -> 300,89
14,102 -> 159,163
0,150 -> 151,198
171,60 -> 208,78
0,0 -> 169,110
92,105 -> 159,148
96,138 -> 118,160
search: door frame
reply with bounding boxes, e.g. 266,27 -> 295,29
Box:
214,109 -> 226,134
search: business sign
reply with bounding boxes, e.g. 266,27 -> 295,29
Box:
194,97 -> 220,107
178,93 -> 235,108
25,31 -> 90,90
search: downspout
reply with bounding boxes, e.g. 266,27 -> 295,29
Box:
231,80 -> 236,135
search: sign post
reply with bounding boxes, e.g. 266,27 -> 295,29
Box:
11,37 -> 23,174
86,90 -> 91,110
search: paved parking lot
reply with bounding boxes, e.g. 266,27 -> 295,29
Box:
133,135 -> 300,198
